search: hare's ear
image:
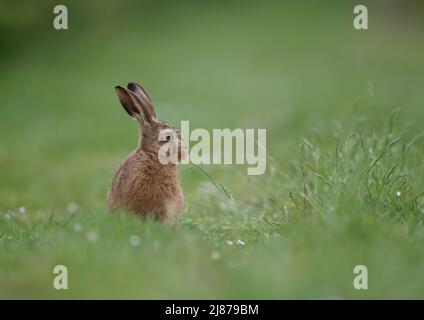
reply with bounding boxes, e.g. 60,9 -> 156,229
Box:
127,82 -> 151,102
127,82 -> 157,118
115,86 -> 153,123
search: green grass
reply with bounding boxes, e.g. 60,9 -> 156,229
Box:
1,1 -> 424,299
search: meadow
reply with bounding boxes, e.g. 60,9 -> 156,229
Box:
1,1 -> 424,298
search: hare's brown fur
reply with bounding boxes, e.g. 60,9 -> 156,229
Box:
107,82 -> 186,225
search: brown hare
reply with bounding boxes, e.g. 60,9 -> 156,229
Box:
107,82 -> 188,226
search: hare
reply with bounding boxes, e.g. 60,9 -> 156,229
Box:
107,82 -> 188,226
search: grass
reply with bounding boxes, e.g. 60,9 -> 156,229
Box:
1,1 -> 424,299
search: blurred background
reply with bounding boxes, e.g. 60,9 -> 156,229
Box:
1,0 -> 424,299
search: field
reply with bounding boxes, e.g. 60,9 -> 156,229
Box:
1,1 -> 424,299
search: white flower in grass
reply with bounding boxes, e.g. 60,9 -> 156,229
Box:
18,207 -> 26,215
3,212 -> 12,220
73,223 -> 82,232
236,239 -> 245,246
226,240 -> 234,246
211,250 -> 220,260
86,231 -> 98,243
67,202 -> 79,214
129,235 -> 141,247
396,191 -> 401,197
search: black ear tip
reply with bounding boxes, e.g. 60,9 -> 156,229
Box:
127,82 -> 137,91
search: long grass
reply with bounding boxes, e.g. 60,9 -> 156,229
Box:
1,0 -> 424,299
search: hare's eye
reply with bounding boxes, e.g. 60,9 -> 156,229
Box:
165,134 -> 172,141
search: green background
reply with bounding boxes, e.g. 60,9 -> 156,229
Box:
1,0 -> 424,298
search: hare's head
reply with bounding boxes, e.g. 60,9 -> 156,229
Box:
115,82 -> 188,164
